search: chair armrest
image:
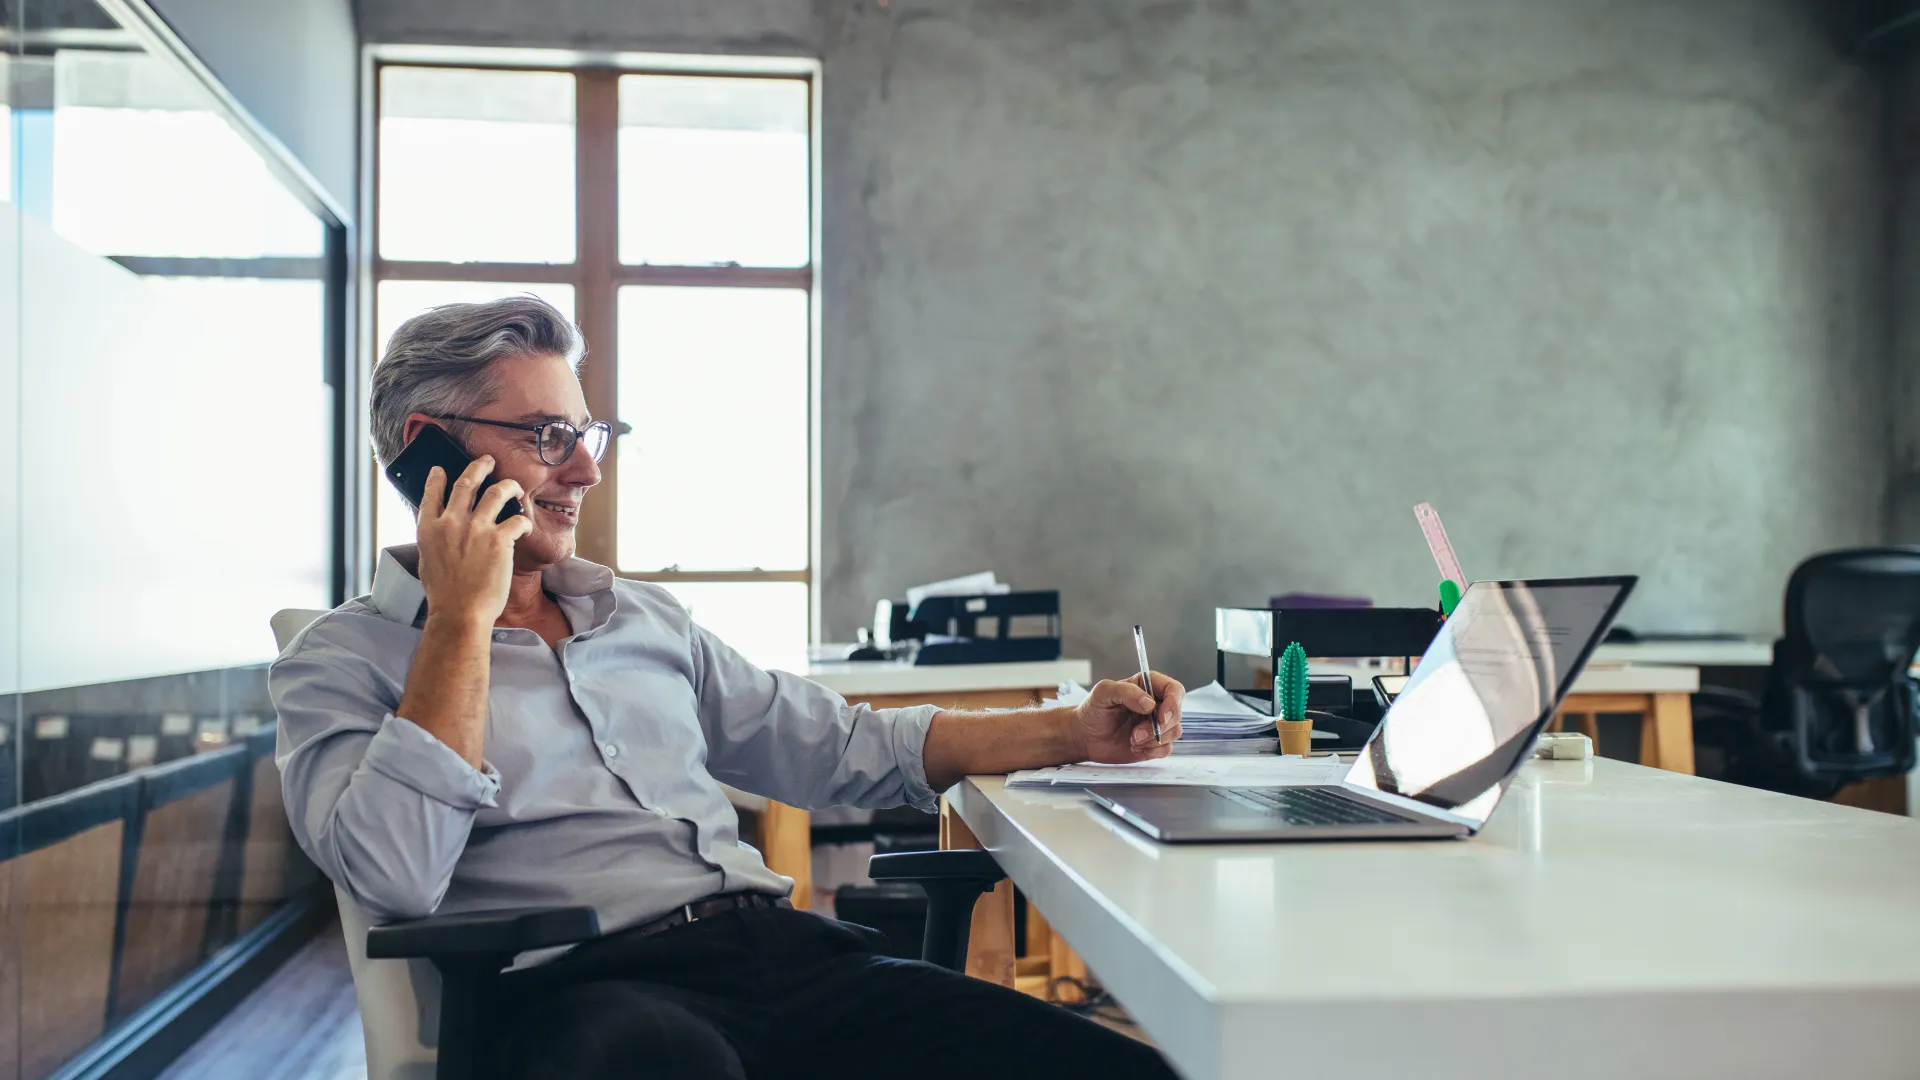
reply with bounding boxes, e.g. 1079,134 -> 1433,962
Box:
364,906 -> 600,960
868,849 -> 1005,884
868,850 -> 1006,972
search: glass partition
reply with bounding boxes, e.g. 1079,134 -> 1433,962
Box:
2,8 -> 21,1079
0,0 -> 339,1075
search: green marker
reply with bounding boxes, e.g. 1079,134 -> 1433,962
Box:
1439,579 -> 1462,617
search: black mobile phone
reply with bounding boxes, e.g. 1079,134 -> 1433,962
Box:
384,424 -> 525,524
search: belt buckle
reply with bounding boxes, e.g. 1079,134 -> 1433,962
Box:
682,902 -> 697,925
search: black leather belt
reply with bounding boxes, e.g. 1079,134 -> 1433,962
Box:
628,892 -> 790,940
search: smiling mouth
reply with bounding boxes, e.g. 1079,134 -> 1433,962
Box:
533,499 -> 579,520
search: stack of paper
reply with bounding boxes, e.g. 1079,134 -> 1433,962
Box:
1045,680 -> 1317,754
1178,681 -> 1277,738
1169,680 -> 1276,753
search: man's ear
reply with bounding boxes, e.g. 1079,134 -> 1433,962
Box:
400,413 -> 437,447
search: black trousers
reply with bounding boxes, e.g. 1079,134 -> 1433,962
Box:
489,905 -> 1177,1080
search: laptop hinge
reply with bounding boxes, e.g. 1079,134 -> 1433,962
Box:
1344,782 -> 1480,831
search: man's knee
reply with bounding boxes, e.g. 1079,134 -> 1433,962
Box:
500,981 -> 745,1080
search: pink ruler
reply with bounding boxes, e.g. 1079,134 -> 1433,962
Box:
1413,502 -> 1467,588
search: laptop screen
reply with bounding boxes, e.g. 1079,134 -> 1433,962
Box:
1343,577 -> 1634,826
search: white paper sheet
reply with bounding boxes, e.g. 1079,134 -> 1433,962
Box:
1006,754 -> 1350,788
904,571 -> 1011,610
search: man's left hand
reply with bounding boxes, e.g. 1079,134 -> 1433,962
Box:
1073,674 -> 1184,763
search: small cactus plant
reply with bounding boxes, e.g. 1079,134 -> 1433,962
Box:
1276,641 -> 1309,723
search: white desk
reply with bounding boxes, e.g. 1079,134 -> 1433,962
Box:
1323,662 -> 1702,773
1320,661 -> 1700,696
798,658 -> 1092,699
952,761 -> 1920,1080
1592,638 -> 1774,667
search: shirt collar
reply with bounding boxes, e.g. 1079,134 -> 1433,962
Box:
371,545 -> 617,627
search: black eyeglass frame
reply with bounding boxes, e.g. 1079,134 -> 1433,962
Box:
433,414 -> 614,466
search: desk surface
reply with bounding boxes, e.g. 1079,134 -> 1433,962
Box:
954,761 -> 1920,1079
1592,637 -> 1774,667
1318,660 -> 1699,695
794,658 -> 1091,697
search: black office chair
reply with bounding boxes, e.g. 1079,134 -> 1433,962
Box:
1694,548 -> 1920,799
361,849 -> 1005,1080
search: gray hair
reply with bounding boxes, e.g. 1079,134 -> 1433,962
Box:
369,295 -> 584,466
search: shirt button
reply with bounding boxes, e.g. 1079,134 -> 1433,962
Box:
603,743 -> 619,759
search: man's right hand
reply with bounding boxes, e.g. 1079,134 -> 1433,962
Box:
415,456 -> 532,629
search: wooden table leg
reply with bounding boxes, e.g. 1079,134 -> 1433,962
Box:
757,802 -> 813,910
1016,908 -> 1054,997
1046,921 -> 1090,1004
1016,904 -> 1091,1002
1571,713 -> 1602,753
939,796 -> 1015,988
1642,692 -> 1696,776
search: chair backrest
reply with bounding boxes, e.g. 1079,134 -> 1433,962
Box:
272,607 -> 441,1080
337,885 -> 442,1080
1771,548 -> 1920,779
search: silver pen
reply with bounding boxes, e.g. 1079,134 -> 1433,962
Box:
1132,624 -> 1162,742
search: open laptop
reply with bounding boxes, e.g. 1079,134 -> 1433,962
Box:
1088,575 -> 1636,842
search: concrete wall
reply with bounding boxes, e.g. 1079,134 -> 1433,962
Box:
359,0 -> 816,56
152,0 -> 358,216
363,0 -> 1893,686
1891,53 -> 1920,541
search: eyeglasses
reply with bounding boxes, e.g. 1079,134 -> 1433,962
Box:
434,414 -> 613,466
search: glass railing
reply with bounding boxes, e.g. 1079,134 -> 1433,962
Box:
0,0 -> 340,1074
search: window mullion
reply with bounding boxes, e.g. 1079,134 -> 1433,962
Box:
574,68 -> 621,569
375,259 -> 579,283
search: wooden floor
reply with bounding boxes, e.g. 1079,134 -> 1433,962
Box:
159,920 -> 366,1080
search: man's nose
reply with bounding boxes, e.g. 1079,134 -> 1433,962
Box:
562,443 -> 603,488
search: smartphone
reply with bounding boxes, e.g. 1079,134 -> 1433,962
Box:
384,424 -> 525,524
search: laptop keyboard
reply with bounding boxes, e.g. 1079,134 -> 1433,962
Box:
1216,786 -> 1415,826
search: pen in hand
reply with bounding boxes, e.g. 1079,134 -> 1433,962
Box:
1132,624 -> 1162,743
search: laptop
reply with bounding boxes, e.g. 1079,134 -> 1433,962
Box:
1088,575 -> 1636,842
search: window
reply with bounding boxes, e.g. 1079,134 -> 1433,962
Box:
373,62 -> 816,659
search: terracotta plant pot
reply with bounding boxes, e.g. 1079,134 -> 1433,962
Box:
1276,718 -> 1313,756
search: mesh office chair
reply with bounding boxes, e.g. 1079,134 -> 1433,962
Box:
271,608 -> 1005,1080
1694,550 -> 1920,799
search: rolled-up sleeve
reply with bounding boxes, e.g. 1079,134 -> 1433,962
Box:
689,624 -> 940,812
271,619 -> 500,920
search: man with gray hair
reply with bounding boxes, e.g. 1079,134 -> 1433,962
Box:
272,295 -> 1184,1078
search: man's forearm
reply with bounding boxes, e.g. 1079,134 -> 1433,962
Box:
394,612 -> 494,768
921,706 -> 1086,792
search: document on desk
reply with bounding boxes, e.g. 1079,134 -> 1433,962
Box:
1006,755 -> 1350,789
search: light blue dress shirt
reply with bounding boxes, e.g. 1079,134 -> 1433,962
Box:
271,546 -> 940,943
